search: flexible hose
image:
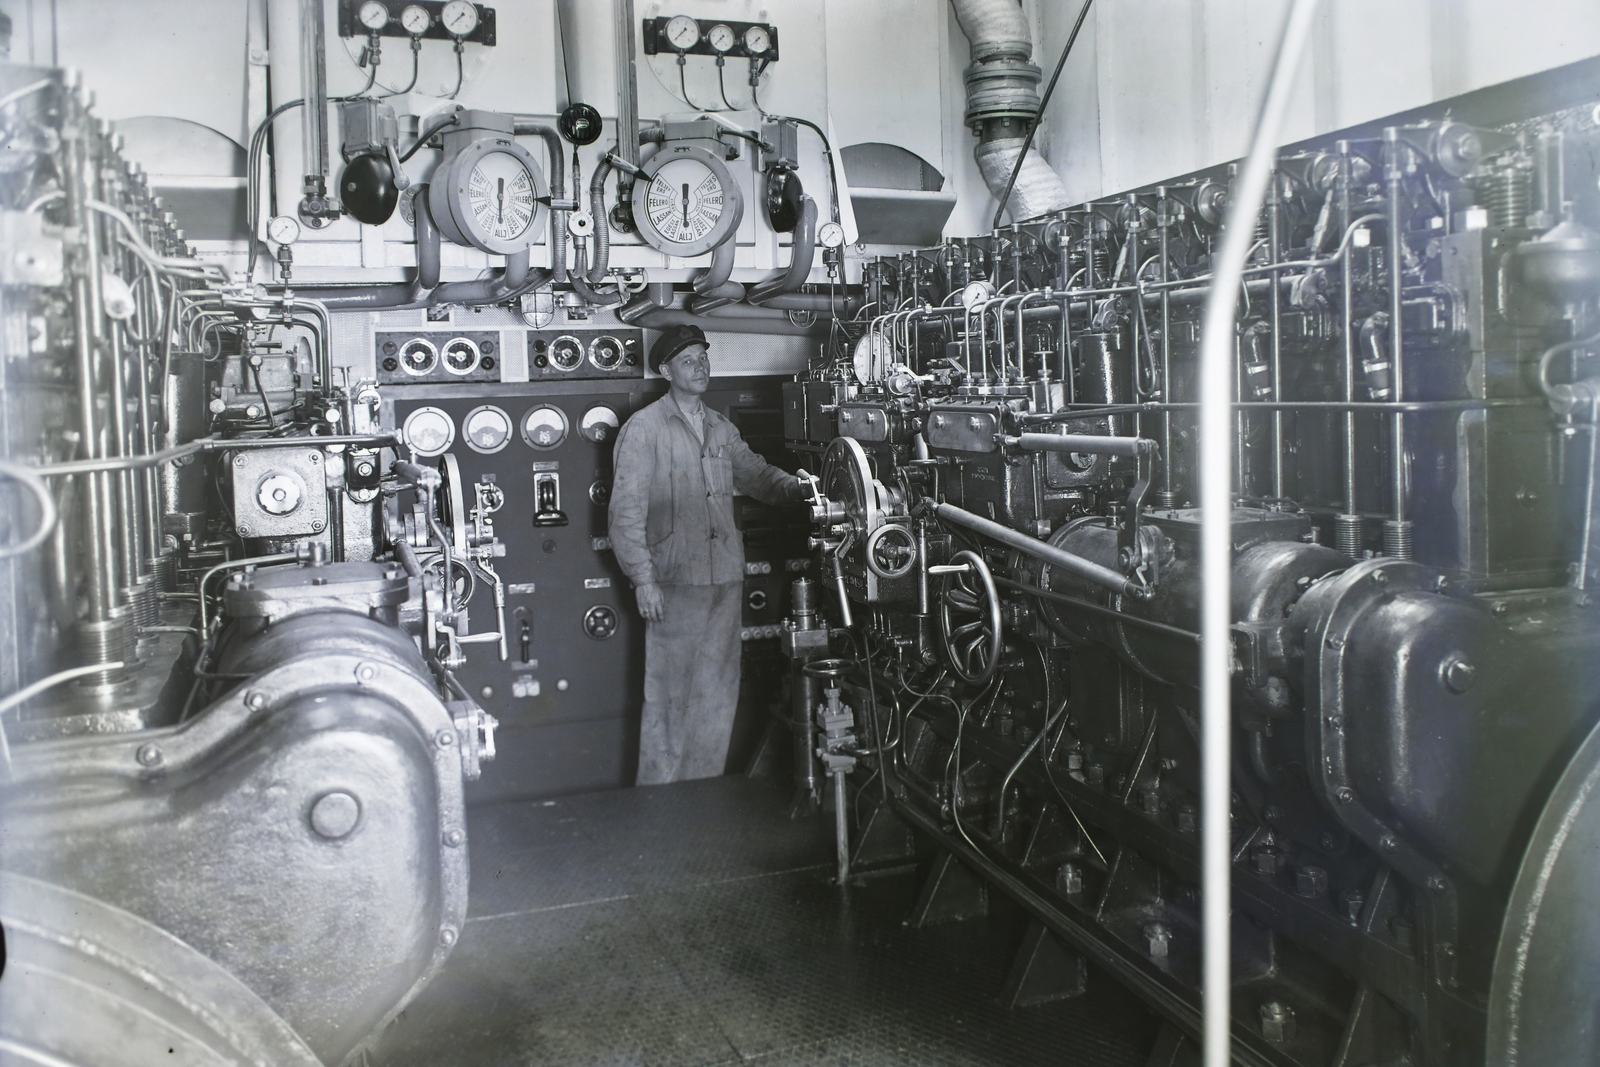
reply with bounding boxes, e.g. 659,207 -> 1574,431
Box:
589,156 -> 616,284
570,245 -> 624,306
513,120 -> 567,283
0,460 -> 58,559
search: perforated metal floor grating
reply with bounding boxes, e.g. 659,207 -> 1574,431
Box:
372,777 -> 1157,1066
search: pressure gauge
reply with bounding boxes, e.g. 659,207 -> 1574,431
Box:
664,15 -> 700,51
430,137 -> 550,254
441,337 -> 480,375
818,221 -> 846,249
960,280 -> 995,312
463,405 -> 513,454
267,215 -> 300,246
399,337 -> 439,376
630,144 -> 743,258
402,407 -> 456,457
441,0 -> 479,37
547,335 -> 584,372
588,335 -> 625,371
579,405 -> 621,444
521,405 -> 569,450
743,25 -> 772,56
707,24 -> 736,53
399,3 -> 430,34
358,0 -> 390,31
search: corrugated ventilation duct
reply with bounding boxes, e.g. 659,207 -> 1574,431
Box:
951,0 -> 1073,223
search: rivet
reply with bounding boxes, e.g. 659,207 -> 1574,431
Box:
309,791 -> 361,839
436,729 -> 455,747
1427,875 -> 1447,893
355,662 -> 377,684
136,743 -> 163,767
245,690 -> 268,710
1372,570 -> 1387,585
439,925 -> 459,947
1326,635 -> 1344,649
1379,834 -> 1398,852
1334,787 -> 1354,804
443,828 -> 465,848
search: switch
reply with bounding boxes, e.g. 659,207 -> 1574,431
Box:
533,472 -> 568,527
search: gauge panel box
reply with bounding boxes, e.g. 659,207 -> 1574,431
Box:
336,0 -> 497,46
377,331 -> 501,385
526,328 -> 644,382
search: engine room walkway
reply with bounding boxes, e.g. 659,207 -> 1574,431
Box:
373,776 -> 1157,1066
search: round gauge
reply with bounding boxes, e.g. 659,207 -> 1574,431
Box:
744,25 -> 772,55
358,0 -> 390,30
818,220 -> 845,249
588,335 -> 625,371
664,14 -> 701,51
579,405 -> 621,444
548,335 -> 584,372
630,145 -> 742,258
521,405 -> 569,450
960,280 -> 995,312
399,337 -> 439,376
441,0 -> 479,37
852,333 -> 886,383
400,3 -> 430,34
431,138 -> 550,254
442,337 -> 480,375
707,24 -> 736,53
402,406 -> 456,457
463,405 -> 513,454
267,215 -> 300,246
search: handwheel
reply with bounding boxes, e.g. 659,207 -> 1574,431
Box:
864,523 -> 917,580
938,549 -> 1002,686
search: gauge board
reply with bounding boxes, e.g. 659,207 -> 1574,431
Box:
376,331 -> 500,385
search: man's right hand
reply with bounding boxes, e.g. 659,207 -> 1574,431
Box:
636,582 -> 665,623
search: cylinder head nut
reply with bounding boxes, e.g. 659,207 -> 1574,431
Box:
1056,862 -> 1083,896
1440,655 -> 1476,693
136,743 -> 163,767
1295,865 -> 1329,899
1259,1001 -> 1295,1046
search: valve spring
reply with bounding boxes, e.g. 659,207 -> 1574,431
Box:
1477,161 -> 1532,229
1334,514 -> 1364,559
1381,519 -> 1414,561
124,580 -> 159,629
146,554 -> 178,594
74,611 -> 133,685
1151,490 -> 1178,508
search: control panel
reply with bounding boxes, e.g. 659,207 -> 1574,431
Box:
377,330 -> 500,385
526,328 -> 644,382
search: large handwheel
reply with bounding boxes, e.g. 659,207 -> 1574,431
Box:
436,453 -> 468,553
938,549 -> 1002,686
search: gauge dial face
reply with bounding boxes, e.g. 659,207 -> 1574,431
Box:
818,221 -> 845,249
400,3 -> 430,34
707,23 -> 736,52
399,337 -> 438,376
521,405 -> 569,450
358,0 -> 389,30
467,151 -> 537,243
646,157 -> 726,246
441,0 -> 479,36
744,25 -> 771,55
442,337 -> 480,375
463,405 -> 513,454
664,14 -> 700,50
579,405 -> 621,444
588,335 -> 625,371
960,280 -> 995,312
548,336 -> 584,372
403,407 -> 455,457
267,215 -> 300,245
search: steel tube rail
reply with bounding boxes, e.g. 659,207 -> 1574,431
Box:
932,502 -> 1149,600
1195,4 -> 1319,1065
31,433 -> 401,477
1383,127 -> 1411,558
1006,433 -> 1153,458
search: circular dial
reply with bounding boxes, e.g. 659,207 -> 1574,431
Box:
664,15 -> 700,50
441,0 -> 479,36
442,337 -> 480,375
743,25 -> 771,55
358,0 -> 389,30
468,152 -> 537,243
521,405 -> 569,450
588,335 -> 625,371
400,3 -> 430,34
547,335 -> 584,372
631,146 -> 742,257
402,407 -> 456,457
583,605 -> 619,640
579,405 -> 620,444
267,215 -> 300,245
818,220 -> 845,249
961,280 -> 995,312
707,24 -> 736,53
463,405 -> 513,454
399,337 -> 438,376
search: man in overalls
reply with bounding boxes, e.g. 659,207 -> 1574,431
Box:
608,325 -> 804,784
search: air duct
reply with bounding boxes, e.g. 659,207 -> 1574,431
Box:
951,0 -> 1072,223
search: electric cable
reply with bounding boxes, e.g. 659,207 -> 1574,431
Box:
0,460 -> 58,559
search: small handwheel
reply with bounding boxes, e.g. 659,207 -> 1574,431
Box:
864,523 -> 917,580
938,550 -> 1002,686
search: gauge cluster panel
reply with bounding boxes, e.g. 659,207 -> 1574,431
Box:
642,16 -> 778,60
336,0 -> 497,45
526,328 -> 644,382
377,330 -> 500,385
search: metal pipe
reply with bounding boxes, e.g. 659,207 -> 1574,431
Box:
1268,169 -> 1285,498
932,502 -> 1148,600
748,197 -> 819,306
1337,141 -> 1362,555
1382,126 -> 1412,559
1007,432 -> 1153,458
1157,187 -> 1175,506
1194,6 -> 1318,1067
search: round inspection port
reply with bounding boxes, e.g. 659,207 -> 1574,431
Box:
442,337 -> 481,376
399,337 -> 438,376
548,336 -> 584,372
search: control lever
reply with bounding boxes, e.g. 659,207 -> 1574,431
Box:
514,606 -> 532,663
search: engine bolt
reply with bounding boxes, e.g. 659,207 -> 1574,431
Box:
1340,888 -> 1365,921
1143,922 -> 1171,958
1295,865 -> 1329,899
1140,787 -> 1161,815
1334,787 -> 1354,804
136,743 -> 163,767
1176,804 -> 1197,833
1259,1001 -> 1295,1046
436,729 -> 456,747
355,662 -> 377,684
443,828 -> 465,848
1056,862 -> 1083,896
1440,656 -> 1476,693
1427,875 -> 1447,893
245,690 -> 268,710
1379,834 -> 1398,851
439,925 -> 459,947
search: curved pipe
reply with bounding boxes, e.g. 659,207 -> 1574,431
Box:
685,239 -> 743,313
619,292 -> 819,336
747,196 -> 818,306
570,244 -> 624,307
513,119 -> 566,283
430,248 -> 534,305
291,187 -> 439,309
588,156 -> 615,284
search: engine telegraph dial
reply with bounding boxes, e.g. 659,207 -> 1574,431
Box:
463,405 -> 513,454
521,405 -> 569,450
430,134 -> 549,255
630,145 -> 742,258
